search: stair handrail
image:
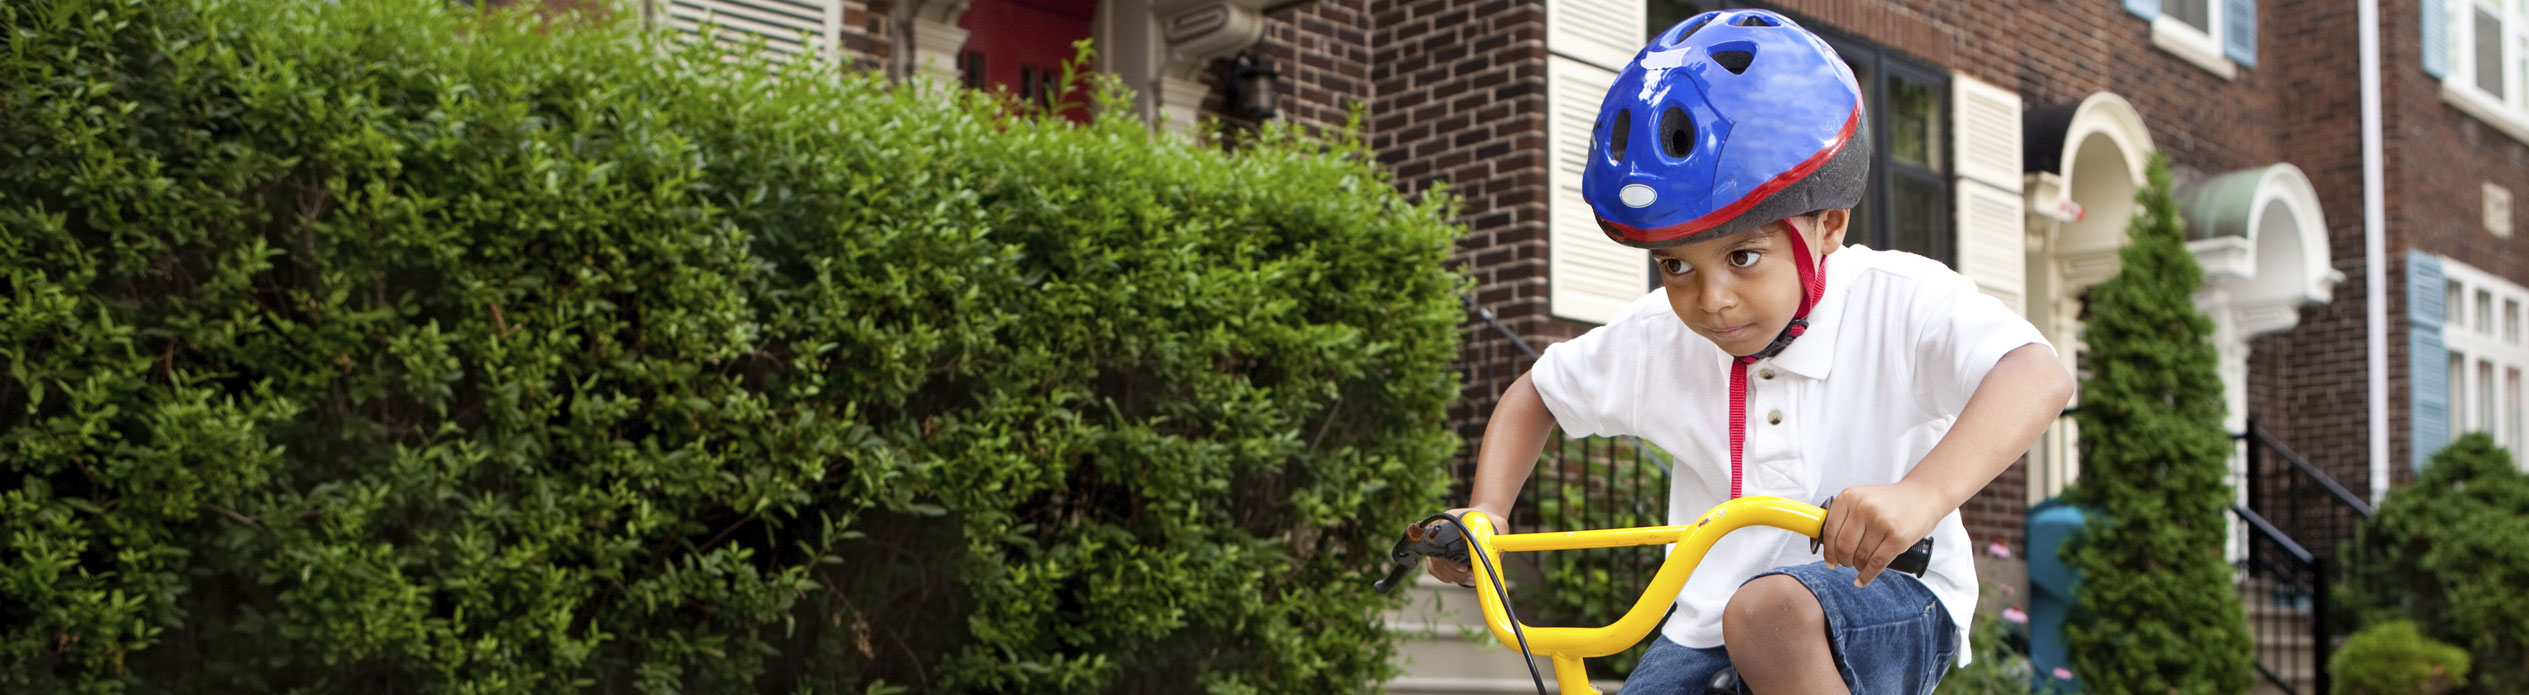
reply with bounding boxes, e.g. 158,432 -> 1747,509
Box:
2245,419 -> 2374,517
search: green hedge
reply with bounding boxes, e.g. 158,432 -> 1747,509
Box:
2340,433 -> 2529,695
0,0 -> 1465,692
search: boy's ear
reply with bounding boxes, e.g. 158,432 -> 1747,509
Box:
1809,209 -> 1851,253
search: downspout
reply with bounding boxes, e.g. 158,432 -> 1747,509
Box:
2361,0 -> 2389,504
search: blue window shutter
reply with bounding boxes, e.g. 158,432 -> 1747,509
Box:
2425,0 -> 2450,79
2126,0 -> 2160,20
2410,251 -> 2450,470
2224,0 -> 2256,67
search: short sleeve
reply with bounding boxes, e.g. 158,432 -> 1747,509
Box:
1912,274 -> 2053,416
1529,318 -> 1648,438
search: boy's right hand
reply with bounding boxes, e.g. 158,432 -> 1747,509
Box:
1420,507 -> 1509,587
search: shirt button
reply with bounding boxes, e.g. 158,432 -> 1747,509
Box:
1768,409 -> 1783,425
1759,369 -> 1776,380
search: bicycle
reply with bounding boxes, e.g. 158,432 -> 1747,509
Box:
1372,496 -> 1933,695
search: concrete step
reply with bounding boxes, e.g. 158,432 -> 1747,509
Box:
1389,575 -> 1495,630
1381,575 -> 1626,694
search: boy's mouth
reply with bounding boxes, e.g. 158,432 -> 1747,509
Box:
1704,323 -> 1754,340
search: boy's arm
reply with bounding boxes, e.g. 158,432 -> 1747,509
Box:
1423,371 -> 1557,586
1821,343 -> 2074,587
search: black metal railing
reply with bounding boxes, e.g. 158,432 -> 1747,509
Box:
1448,296 -> 1669,630
2233,419 -> 2375,695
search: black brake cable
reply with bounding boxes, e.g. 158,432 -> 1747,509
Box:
1424,510 -> 1551,695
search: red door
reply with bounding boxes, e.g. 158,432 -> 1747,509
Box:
958,0 -> 1097,122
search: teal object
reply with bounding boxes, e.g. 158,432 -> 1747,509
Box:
2026,498 -> 2087,693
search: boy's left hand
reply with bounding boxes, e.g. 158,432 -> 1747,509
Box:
1819,482 -> 1946,587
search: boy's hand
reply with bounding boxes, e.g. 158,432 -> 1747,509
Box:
1819,483 -> 1945,587
1420,507 -> 1508,587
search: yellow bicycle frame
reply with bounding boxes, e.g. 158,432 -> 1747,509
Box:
1456,495 -> 1832,695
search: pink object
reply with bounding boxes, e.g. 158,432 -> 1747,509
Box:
2053,668 -> 2074,680
1987,541 -> 2013,558
2003,607 -> 2028,624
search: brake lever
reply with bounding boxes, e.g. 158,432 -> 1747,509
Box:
1373,517 -> 1472,594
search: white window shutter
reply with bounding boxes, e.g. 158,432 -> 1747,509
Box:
1949,74 -> 2026,314
658,0 -> 839,63
1548,0 -> 1645,71
1548,56 -> 1648,325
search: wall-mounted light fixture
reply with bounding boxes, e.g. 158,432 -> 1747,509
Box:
1228,51 -> 1280,121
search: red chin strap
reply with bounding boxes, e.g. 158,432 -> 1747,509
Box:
1727,218 -> 1827,499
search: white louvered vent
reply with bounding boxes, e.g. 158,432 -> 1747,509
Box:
659,0 -> 840,63
1947,73 -> 2026,314
1951,74 -> 2023,193
1548,0 -> 1645,71
1548,56 -> 1647,325
1956,183 -> 2027,314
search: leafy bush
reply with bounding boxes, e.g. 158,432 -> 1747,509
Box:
0,0 -> 1464,692
2329,620 -> 2470,695
2340,433 -> 2529,694
2058,153 -> 2256,695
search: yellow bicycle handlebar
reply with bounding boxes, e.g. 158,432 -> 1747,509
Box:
1456,495 -> 1833,695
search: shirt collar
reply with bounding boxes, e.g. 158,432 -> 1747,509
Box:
1767,249 -> 1856,380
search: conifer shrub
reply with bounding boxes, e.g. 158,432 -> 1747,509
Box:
2058,154 -> 2256,695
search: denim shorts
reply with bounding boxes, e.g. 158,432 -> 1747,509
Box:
1617,562 -> 1957,695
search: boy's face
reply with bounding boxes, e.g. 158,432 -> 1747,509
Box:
1650,210 -> 1850,357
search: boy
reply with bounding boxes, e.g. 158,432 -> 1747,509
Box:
1424,10 -> 2075,695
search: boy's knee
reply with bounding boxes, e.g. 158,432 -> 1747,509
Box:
1723,574 -> 1825,637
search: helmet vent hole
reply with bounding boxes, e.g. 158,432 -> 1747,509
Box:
1711,50 -> 1754,74
1661,107 -> 1693,158
1609,109 -> 1631,162
1669,13 -> 1717,45
1731,13 -> 1777,27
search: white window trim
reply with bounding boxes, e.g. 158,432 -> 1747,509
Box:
2442,0 -> 2529,145
2150,14 -> 2238,80
2438,257 -> 2529,469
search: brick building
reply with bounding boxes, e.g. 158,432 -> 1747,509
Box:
647,0 -> 2524,688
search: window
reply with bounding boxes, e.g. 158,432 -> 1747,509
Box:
2436,258 -> 2529,468
2126,0 -> 2254,77
2441,0 -> 2529,140
1644,0 -> 1954,265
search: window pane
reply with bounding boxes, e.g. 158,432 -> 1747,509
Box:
2510,368 -> 2523,456
2481,290 -> 2496,333
2451,281 -> 2467,330
2168,0 -> 2211,32
2481,7 -> 2507,97
2454,353 -> 2469,429
1891,173 -> 1942,260
2482,360 -> 2497,433
1888,76 -> 1941,170
2507,299 -> 2519,343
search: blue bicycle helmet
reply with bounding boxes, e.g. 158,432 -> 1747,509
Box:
1582,9 -> 1869,249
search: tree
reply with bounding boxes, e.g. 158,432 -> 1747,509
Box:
2060,153 -> 2257,694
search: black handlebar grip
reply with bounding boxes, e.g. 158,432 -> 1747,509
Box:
1888,537 -> 1934,577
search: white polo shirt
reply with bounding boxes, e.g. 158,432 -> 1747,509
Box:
1528,245 -> 2048,662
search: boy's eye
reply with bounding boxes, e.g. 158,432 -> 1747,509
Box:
1727,250 -> 1761,268
1657,257 -> 1689,276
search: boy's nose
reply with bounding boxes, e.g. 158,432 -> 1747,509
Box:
1696,280 -> 1736,313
